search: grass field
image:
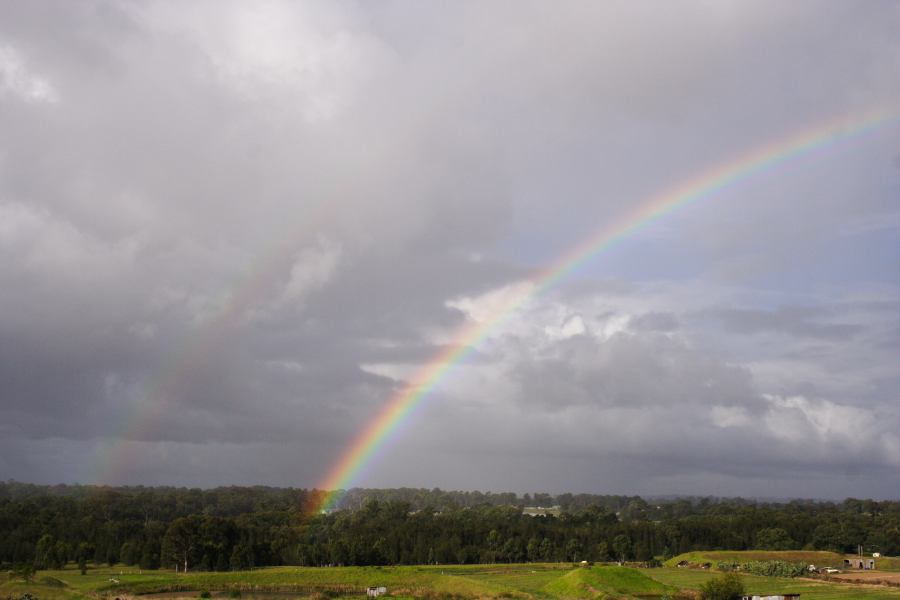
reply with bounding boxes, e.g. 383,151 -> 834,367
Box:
646,567 -> 900,600
665,550 -> 846,568
4,559 -> 900,600
665,550 -> 900,572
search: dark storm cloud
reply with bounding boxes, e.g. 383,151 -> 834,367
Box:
0,1 -> 897,496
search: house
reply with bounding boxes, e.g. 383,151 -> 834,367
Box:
366,587 -> 387,597
844,558 -> 875,570
740,595 -> 800,600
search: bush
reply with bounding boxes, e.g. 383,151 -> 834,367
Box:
198,591 -> 211,598
741,560 -> 806,578
699,572 -> 744,600
38,576 -> 66,588
12,564 -> 35,583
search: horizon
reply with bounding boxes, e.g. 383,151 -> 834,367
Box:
1,479 -> 893,504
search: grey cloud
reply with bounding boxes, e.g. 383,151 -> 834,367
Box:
709,306 -> 863,340
629,311 -> 680,333
511,331 -> 760,411
0,2 -> 897,498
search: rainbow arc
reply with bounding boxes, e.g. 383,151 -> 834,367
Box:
311,108 -> 898,514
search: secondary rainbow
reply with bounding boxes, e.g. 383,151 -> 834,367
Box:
312,108 -> 898,513
86,204 -> 335,485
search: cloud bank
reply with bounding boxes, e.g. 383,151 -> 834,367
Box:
0,1 -> 898,499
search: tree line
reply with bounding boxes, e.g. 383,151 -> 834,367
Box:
1,481 -> 897,570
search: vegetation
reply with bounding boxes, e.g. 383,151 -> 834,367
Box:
698,572 -> 744,600
666,550 -> 846,567
544,565 -> 671,598
1,481 -> 899,573
648,567 -> 900,600
4,562 -> 900,600
715,559 -> 807,577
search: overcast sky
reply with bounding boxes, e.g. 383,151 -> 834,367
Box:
1,1 -> 898,499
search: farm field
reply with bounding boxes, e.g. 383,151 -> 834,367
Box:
665,550 -> 847,568
827,571 -> 900,584
646,567 -> 900,600
4,561 -> 900,600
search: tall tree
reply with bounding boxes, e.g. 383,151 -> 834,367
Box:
162,517 -> 199,572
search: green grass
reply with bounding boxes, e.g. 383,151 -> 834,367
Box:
441,564 -> 572,596
3,561 -> 899,600
543,565 -> 672,599
665,549 -> 845,568
647,567 -> 900,600
875,556 -> 900,571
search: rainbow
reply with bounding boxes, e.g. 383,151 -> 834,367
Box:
86,208 -> 334,485
312,108 -> 898,513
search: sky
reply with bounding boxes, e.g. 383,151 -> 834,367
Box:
1,0 -> 899,500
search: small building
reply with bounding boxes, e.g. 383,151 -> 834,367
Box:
741,595 -> 800,600
844,558 -> 875,570
367,587 -> 387,597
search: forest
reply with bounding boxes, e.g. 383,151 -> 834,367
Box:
1,481 -> 897,571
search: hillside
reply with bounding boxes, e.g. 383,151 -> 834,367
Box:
666,550 -> 846,568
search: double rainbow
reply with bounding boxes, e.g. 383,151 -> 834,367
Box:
312,108 -> 897,513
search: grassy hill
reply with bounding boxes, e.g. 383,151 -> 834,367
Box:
543,565 -> 672,599
665,549 -> 845,568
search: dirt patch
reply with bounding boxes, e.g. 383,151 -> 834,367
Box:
821,571 -> 900,587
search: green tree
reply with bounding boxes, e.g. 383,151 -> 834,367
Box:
539,538 -> 554,561
14,563 -> 36,583
634,540 -> 654,562
699,572 -> 744,600
755,527 -> 795,550
34,534 -> 55,569
565,538 -> 582,562
76,543 -> 91,575
612,534 -> 632,562
106,545 -> 118,567
53,541 -> 67,569
215,552 -> 229,572
162,517 -> 199,572
230,544 -> 253,571
120,541 -> 140,566
526,537 -> 540,562
140,542 -> 160,570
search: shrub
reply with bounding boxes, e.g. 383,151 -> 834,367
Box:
699,572 -> 744,600
38,576 -> 66,588
740,560 -> 806,578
